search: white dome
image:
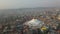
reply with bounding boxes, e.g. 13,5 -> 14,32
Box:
24,19 -> 44,28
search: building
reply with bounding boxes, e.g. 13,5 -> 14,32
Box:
24,18 -> 44,28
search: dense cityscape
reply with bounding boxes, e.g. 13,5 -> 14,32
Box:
0,8 -> 60,34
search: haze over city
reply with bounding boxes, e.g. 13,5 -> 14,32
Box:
0,0 -> 60,9
0,0 -> 60,34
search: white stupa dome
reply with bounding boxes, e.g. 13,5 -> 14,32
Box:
24,19 -> 44,28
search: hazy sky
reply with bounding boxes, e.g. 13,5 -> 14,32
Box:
0,0 -> 60,9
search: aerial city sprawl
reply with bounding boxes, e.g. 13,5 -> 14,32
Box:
0,8 -> 60,34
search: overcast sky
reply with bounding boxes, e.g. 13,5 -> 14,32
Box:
0,0 -> 60,9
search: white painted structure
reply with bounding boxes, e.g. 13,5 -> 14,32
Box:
24,19 -> 44,28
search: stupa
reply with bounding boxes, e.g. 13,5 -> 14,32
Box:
24,18 -> 44,28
